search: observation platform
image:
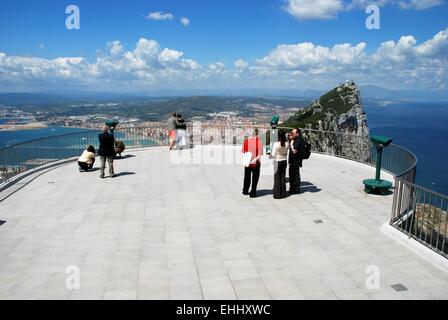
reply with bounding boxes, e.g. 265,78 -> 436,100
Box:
0,146 -> 447,300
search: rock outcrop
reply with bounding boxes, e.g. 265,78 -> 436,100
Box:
283,81 -> 371,162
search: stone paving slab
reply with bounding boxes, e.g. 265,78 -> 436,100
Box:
0,147 -> 447,300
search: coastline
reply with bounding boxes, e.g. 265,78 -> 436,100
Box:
0,122 -> 48,131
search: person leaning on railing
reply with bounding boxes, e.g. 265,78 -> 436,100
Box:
176,114 -> 187,150
78,145 -> 96,172
167,112 -> 179,151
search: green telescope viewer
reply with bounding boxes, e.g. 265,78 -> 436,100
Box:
363,134 -> 393,195
270,115 -> 280,129
105,119 -> 119,133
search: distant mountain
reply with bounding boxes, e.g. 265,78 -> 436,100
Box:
0,92 -> 144,105
360,85 -> 448,102
0,94 -> 310,122
0,88 -> 323,105
0,92 -> 72,105
1,84 -> 446,110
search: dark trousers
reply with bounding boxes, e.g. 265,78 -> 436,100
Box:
243,166 -> 260,196
289,161 -> 301,193
273,160 -> 287,199
78,158 -> 95,171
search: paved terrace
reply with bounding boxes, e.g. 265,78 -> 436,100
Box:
0,146 -> 447,300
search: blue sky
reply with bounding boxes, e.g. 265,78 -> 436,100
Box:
0,0 -> 447,92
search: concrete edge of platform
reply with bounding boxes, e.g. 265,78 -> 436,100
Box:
0,157 -> 79,202
381,222 -> 448,273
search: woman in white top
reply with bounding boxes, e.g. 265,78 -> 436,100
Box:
271,130 -> 289,199
78,145 -> 96,172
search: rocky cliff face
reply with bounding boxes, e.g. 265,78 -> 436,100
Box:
283,81 -> 371,162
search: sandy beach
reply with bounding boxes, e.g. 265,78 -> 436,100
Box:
0,122 -> 48,131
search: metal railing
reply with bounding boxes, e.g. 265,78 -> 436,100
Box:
0,123 -> 418,186
391,179 -> 448,257
0,125 -> 169,184
299,128 -> 417,182
0,130 -> 100,183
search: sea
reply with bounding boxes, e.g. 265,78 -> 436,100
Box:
364,102 -> 448,196
0,102 -> 447,195
0,125 -> 92,147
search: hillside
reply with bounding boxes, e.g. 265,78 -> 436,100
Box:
0,94 -> 309,123
283,81 -> 371,162
283,81 -> 369,136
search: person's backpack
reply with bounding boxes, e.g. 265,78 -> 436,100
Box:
300,141 -> 312,160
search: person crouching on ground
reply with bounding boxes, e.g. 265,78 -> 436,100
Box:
78,145 -> 96,172
98,126 -> 116,178
242,128 -> 264,198
272,130 -> 289,199
288,128 -> 304,194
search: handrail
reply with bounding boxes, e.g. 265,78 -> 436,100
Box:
391,177 -> 448,257
384,144 -> 418,179
0,125 -> 418,182
0,129 -> 99,151
395,176 -> 448,202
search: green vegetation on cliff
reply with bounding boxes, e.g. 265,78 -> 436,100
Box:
283,83 -> 356,129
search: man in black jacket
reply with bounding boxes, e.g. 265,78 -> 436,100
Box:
98,126 -> 116,178
288,128 -> 303,194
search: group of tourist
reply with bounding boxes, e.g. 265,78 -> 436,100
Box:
242,127 -> 304,199
167,112 -> 188,150
78,112 -> 188,177
77,115 -> 305,194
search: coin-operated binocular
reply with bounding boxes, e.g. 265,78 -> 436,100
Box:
363,134 -> 393,195
270,115 -> 280,129
266,115 -> 280,156
105,119 -> 119,134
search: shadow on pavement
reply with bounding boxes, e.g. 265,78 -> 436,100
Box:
114,172 -> 136,177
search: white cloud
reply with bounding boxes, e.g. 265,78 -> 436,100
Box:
251,28 -> 448,90
234,59 -> 249,69
133,38 -> 161,61
285,0 -> 344,20
179,59 -> 200,70
145,11 -> 174,21
0,29 -> 447,91
286,0 -> 444,20
108,40 -> 124,56
416,28 -> 448,56
0,38 -> 204,90
180,17 -> 190,27
208,62 -> 226,74
256,42 -> 366,69
158,48 -> 184,65
398,0 -> 443,10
